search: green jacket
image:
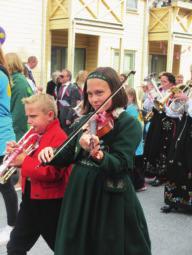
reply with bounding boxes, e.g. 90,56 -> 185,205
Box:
11,72 -> 33,141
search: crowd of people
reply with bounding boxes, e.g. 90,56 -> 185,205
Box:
152,0 -> 192,8
1,30 -> 192,254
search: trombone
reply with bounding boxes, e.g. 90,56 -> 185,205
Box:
153,83 -> 188,112
168,80 -> 192,113
144,72 -> 163,100
143,73 -> 164,121
0,129 -> 41,184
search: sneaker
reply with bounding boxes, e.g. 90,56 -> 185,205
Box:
0,225 -> 13,245
136,184 -> 147,192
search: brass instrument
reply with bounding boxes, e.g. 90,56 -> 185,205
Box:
143,73 -> 164,122
144,111 -> 154,122
144,72 -> 163,100
0,130 -> 41,184
168,81 -> 192,113
153,84 -> 184,112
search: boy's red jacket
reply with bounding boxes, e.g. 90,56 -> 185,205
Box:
21,119 -> 71,199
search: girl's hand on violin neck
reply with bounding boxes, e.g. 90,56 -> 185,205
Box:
79,133 -> 103,158
38,147 -> 54,163
79,133 -> 96,151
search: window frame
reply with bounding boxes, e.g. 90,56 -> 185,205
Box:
126,0 -> 138,11
111,48 -> 136,87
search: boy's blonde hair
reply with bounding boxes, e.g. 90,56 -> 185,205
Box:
22,94 -> 58,118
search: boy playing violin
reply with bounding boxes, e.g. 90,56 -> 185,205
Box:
39,67 -> 151,255
6,94 -> 71,254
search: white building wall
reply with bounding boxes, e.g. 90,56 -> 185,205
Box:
180,45 -> 192,81
0,0 -> 44,85
97,0 -> 146,88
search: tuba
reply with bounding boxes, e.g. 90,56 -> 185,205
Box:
0,129 -> 41,184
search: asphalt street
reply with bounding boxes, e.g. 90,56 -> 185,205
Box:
0,185 -> 192,255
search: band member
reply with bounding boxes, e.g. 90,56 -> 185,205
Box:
162,90 -> 192,213
6,94 -> 71,254
143,72 -> 180,186
39,67 -> 151,255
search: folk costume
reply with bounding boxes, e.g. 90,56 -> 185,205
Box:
50,110 -> 151,255
143,90 -> 182,185
164,99 -> 192,211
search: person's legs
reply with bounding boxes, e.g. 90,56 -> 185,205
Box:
0,156 -> 18,244
40,198 -> 62,251
7,181 -> 40,255
0,179 -> 18,226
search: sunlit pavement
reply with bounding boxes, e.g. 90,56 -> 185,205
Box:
0,185 -> 192,255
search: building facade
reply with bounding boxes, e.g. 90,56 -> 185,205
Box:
0,0 -> 192,88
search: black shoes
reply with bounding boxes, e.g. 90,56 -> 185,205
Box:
161,205 -> 178,213
150,177 -> 164,187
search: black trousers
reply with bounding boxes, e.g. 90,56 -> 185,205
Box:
7,181 -> 62,255
0,156 -> 18,226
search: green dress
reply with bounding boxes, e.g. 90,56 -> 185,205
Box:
52,110 -> 151,255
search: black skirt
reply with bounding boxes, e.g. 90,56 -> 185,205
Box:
165,114 -> 192,210
144,108 -> 179,178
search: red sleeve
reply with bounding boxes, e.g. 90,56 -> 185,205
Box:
21,126 -> 68,181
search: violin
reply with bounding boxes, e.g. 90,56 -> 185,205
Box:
89,111 -> 114,138
86,111 -> 114,160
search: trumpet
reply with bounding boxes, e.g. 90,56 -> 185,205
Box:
0,129 -> 41,184
153,85 -> 184,112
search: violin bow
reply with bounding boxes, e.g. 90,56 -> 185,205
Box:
47,70 -> 136,164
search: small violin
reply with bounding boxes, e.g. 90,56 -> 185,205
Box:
89,111 -> 114,138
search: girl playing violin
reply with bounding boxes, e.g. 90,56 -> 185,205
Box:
38,67 -> 151,255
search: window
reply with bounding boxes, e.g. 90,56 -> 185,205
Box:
112,50 -> 120,73
112,49 -> 135,87
51,47 -> 86,80
126,0 -> 138,10
123,50 -> 135,87
51,47 -> 66,74
74,48 -> 86,79
149,54 -> 167,75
